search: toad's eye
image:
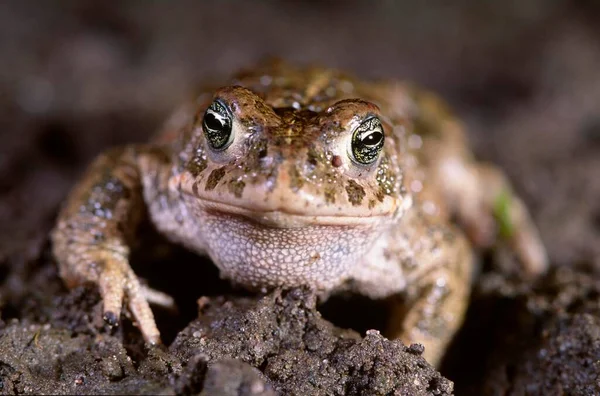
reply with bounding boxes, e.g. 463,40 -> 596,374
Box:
202,100 -> 233,151
350,116 -> 385,165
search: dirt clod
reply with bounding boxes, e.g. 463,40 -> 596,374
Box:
171,289 -> 452,395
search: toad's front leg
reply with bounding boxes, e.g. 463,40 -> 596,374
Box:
391,219 -> 473,367
390,242 -> 472,368
52,145 -> 166,344
352,211 -> 473,367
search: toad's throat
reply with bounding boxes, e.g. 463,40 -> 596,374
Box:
195,208 -> 385,291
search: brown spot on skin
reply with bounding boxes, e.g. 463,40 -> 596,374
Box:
289,165 -> 304,192
368,199 -> 377,209
186,155 -> 207,176
345,180 -> 366,206
205,167 -> 226,191
228,179 -> 246,198
331,155 -> 343,168
324,186 -> 336,204
249,138 -> 268,161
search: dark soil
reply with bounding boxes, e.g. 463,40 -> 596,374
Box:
1,2 -> 599,395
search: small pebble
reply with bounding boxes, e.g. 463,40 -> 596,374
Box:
408,343 -> 425,355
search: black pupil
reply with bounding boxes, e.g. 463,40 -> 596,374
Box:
205,112 -> 224,130
362,131 -> 383,146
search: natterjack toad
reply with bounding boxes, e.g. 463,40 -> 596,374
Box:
52,61 -> 547,366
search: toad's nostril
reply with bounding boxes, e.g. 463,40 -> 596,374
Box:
332,155 -> 343,168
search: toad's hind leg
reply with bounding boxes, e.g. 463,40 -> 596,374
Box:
433,153 -> 548,277
464,163 -> 547,276
52,146 -> 161,344
412,91 -> 548,276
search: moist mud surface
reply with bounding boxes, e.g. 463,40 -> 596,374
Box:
1,2 -> 599,395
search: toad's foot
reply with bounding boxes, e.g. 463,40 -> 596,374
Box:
52,146 -> 161,344
64,247 -> 160,344
141,284 -> 177,311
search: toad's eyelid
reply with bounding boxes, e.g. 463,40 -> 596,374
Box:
211,98 -> 232,115
355,115 -> 380,130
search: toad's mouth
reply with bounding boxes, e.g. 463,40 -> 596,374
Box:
174,172 -> 402,228
193,196 -> 394,228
